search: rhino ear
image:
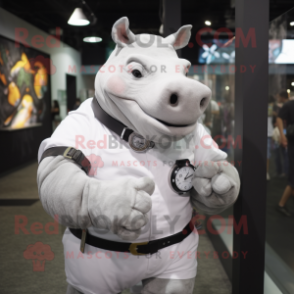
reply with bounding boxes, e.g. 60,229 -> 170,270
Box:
111,17 -> 136,47
164,25 -> 192,50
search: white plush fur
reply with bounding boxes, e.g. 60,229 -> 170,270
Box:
95,17 -> 211,142
38,16 -> 240,234
37,16 -> 240,294
38,18 -> 240,233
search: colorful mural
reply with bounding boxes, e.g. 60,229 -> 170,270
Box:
0,35 -> 51,130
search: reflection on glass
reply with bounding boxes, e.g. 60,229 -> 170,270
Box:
266,6 -> 294,294
187,36 -> 236,290
188,8 -> 294,291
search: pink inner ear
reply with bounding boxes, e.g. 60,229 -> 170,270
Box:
173,30 -> 187,48
117,23 -> 129,43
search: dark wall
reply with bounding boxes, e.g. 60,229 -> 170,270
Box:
66,74 -> 77,111
82,43 -> 106,65
0,118 -> 52,175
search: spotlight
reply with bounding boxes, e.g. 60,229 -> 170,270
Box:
225,86 -> 230,91
290,21 -> 294,26
291,82 -> 294,86
68,8 -> 90,26
205,20 -> 211,26
83,36 -> 102,43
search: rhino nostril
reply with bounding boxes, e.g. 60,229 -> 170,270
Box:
170,94 -> 178,106
200,97 -> 207,107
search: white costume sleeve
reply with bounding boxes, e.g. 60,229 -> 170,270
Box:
37,100 -> 154,241
37,102 -> 95,229
37,155 -> 94,229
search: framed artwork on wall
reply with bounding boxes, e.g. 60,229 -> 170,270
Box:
0,34 -> 52,130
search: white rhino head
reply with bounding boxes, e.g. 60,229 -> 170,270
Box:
94,17 -> 211,143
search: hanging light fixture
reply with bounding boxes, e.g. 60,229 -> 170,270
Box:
68,8 -> 90,26
83,36 -> 102,43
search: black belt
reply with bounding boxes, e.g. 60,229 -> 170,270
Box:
69,221 -> 194,256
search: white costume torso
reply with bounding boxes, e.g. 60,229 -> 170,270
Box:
38,98 -> 226,294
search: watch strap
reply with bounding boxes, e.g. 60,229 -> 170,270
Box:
175,159 -> 191,167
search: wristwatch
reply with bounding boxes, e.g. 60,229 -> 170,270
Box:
170,159 -> 196,195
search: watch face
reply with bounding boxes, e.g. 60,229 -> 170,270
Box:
129,133 -> 149,152
173,166 -> 194,192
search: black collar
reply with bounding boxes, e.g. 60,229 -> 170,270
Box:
91,96 -> 134,142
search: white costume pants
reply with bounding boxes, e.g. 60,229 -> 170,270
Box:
63,228 -> 199,294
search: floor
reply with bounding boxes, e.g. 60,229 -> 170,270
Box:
0,162 -> 231,294
266,176 -> 294,272
216,152 -> 294,276
210,165 -> 294,294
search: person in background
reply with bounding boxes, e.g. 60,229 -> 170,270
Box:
273,91 -> 289,177
198,99 -> 212,135
221,91 -> 234,156
51,100 -> 60,131
208,99 -> 220,138
72,98 -> 81,110
277,98 -> 294,216
201,99 -> 220,137
267,95 -> 275,180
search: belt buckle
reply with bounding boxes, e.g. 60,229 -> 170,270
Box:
63,147 -> 75,159
129,241 -> 149,256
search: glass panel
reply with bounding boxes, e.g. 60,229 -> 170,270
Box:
187,36 -> 236,288
266,6 -> 294,294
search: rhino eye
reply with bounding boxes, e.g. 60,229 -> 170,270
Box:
132,69 -> 143,78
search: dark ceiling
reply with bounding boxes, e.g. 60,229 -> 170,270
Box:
1,0 -> 294,63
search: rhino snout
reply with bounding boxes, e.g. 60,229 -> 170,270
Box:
199,97 -> 209,109
166,78 -> 211,109
169,92 -> 209,110
146,78 -> 212,126
169,94 -> 179,106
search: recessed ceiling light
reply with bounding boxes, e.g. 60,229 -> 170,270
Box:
225,86 -> 230,90
290,21 -> 294,26
205,20 -> 211,26
68,8 -> 90,26
83,36 -> 102,43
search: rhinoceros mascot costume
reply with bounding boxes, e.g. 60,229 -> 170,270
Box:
37,17 -> 240,294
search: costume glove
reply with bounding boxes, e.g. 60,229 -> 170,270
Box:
190,161 -> 240,215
